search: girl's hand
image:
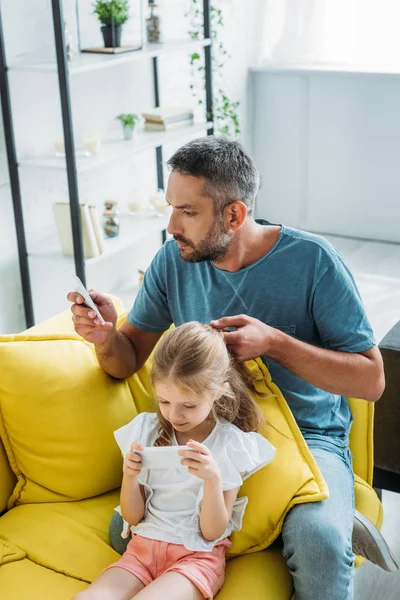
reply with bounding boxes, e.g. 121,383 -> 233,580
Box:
123,442 -> 144,477
179,440 -> 221,481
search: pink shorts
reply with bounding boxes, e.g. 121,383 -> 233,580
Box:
105,534 -> 231,599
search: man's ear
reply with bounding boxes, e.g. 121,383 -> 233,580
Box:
223,201 -> 247,231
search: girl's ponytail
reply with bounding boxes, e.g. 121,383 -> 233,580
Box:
212,358 -> 266,433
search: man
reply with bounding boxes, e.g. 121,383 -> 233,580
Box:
69,136 -> 397,599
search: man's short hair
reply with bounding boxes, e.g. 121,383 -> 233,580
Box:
167,136 -> 259,215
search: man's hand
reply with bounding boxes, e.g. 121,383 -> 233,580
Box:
67,289 -> 117,346
210,314 -> 279,362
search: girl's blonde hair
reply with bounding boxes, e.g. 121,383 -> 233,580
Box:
150,322 -> 266,446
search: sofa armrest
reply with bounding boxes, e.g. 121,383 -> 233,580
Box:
373,320 -> 400,492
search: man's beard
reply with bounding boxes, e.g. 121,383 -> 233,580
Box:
174,216 -> 233,263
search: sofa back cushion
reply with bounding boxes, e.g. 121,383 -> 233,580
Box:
0,308 -> 140,506
0,436 -> 16,513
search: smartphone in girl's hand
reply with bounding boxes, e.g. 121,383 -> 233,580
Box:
135,446 -> 191,469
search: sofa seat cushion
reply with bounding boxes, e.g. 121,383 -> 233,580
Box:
219,549 -> 293,599
0,559 -> 88,599
0,490 -> 120,582
0,551 -> 293,600
0,539 -> 25,565
0,488 -> 293,600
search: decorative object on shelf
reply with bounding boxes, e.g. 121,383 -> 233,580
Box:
142,106 -> 193,131
138,268 -> 145,287
186,0 -> 240,137
116,113 -> 139,140
64,21 -> 73,60
128,197 -> 142,214
83,134 -> 101,155
54,138 -> 65,157
53,202 -> 103,258
103,200 -> 120,237
146,1 -> 162,44
93,0 -> 129,47
78,0 -> 143,55
149,189 -> 168,217
88,204 -> 105,253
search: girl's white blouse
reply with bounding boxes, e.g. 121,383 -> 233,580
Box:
114,412 -> 275,552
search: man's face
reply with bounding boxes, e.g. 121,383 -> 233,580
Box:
166,171 -> 233,263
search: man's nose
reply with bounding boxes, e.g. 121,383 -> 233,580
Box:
167,210 -> 181,236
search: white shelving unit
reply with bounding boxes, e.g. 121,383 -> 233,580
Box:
29,213 -> 170,265
3,0 -> 214,326
19,122 -> 214,173
10,39 -> 211,75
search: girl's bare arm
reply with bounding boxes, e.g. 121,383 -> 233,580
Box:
120,473 -> 146,526
200,479 -> 239,541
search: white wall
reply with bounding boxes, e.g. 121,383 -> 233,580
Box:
256,0 -> 400,68
0,0 -> 256,332
251,69 -> 400,243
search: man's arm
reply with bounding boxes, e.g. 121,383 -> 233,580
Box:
95,322 -> 162,379
211,315 -> 385,402
68,289 -> 163,379
269,328 -> 384,401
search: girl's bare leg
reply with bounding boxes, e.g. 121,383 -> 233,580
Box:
72,567 -> 145,600
133,571 -> 204,600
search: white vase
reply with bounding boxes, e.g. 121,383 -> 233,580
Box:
123,125 -> 134,141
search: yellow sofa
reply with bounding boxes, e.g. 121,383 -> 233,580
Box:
0,300 -> 383,599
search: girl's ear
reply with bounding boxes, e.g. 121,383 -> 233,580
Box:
214,382 -> 230,400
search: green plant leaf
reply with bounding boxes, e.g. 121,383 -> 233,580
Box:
93,1 -> 130,27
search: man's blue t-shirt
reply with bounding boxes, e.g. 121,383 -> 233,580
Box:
128,221 -> 375,444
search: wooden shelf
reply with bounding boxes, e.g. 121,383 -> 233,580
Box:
10,38 -> 211,75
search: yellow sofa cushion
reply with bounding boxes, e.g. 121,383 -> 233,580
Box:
0,490 -> 121,581
0,539 -> 25,565
348,397 -> 374,485
0,436 -> 16,514
0,559 -> 88,599
0,333 -> 138,507
0,487 -> 293,600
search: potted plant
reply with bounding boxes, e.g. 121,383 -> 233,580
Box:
93,1 -> 130,48
116,113 -> 139,140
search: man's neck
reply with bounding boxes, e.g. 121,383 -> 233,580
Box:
212,219 -> 281,273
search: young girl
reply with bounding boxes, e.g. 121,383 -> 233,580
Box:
74,322 -> 275,600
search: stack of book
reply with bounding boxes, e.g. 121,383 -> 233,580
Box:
53,202 -> 104,259
142,106 -> 194,132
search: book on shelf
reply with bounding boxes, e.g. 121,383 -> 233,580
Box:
53,202 -> 103,259
144,119 -> 194,132
88,205 -> 104,254
145,113 -> 194,126
141,106 -> 193,123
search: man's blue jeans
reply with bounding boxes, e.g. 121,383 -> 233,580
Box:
109,444 -> 355,599
282,443 -> 355,600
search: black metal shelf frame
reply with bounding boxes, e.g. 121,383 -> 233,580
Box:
0,0 -> 214,328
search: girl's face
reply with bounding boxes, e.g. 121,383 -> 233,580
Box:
154,380 -> 215,433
